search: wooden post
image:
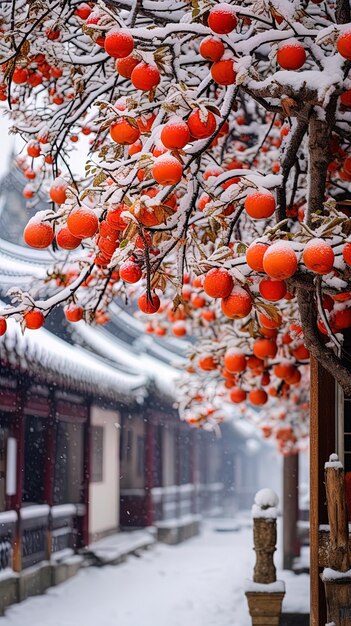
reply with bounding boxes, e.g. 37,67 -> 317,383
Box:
283,452 -> 300,570
325,455 -> 349,573
245,490 -> 285,626
322,454 -> 351,626
310,356 -> 336,626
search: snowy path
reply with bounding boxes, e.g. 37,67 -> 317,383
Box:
0,520 -> 309,626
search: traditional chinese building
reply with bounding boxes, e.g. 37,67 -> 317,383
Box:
0,164 -> 270,613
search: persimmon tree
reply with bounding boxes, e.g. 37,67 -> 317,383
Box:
1,0 -> 351,451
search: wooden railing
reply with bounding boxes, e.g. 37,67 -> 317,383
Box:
0,510 -> 16,572
151,482 -> 224,521
20,505 -> 50,569
0,504 -> 84,573
51,504 -> 77,555
178,484 -> 194,517
197,482 -> 224,516
151,484 -> 196,522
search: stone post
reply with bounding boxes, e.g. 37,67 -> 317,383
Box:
245,489 -> 285,626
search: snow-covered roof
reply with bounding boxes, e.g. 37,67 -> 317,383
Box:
0,235 -> 186,403
0,236 -> 56,288
72,322 -> 182,402
0,236 -> 55,264
0,166 -> 49,245
1,317 -> 147,405
107,301 -> 189,362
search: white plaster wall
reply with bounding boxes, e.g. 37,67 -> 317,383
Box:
89,406 -> 120,538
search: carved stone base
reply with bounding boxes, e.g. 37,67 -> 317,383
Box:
245,591 -> 285,626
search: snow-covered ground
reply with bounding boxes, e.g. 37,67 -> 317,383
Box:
0,519 -> 309,626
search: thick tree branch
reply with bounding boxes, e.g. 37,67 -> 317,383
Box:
336,0 -> 351,24
276,116 -> 309,222
306,97 -> 338,226
297,286 -> 351,396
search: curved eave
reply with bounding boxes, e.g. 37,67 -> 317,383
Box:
1,319 -> 147,406
0,239 -> 189,358
72,323 -> 182,403
0,239 -> 186,406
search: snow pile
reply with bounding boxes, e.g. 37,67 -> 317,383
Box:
244,580 -> 285,593
252,489 -> 279,519
87,529 -> 156,564
20,505 -> 50,521
324,453 -> 343,469
1,523 -> 255,626
321,568 -> 351,582
0,510 -> 17,525
0,522 -> 309,626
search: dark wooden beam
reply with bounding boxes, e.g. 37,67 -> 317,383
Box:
44,387 -> 57,506
80,399 -> 91,547
283,452 -> 300,570
310,356 -> 336,626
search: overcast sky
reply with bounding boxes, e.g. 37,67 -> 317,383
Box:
0,113 -> 15,177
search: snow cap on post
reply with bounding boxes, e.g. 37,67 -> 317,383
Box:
324,453 -> 343,470
252,488 -> 279,519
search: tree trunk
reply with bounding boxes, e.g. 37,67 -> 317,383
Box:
306,103 -> 336,226
297,286 -> 351,396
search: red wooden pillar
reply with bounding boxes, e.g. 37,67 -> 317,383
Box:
310,356 -> 336,626
11,379 -> 26,573
145,416 -> 155,526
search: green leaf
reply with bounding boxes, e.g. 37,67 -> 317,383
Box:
237,242 -> 247,254
192,0 -> 200,17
